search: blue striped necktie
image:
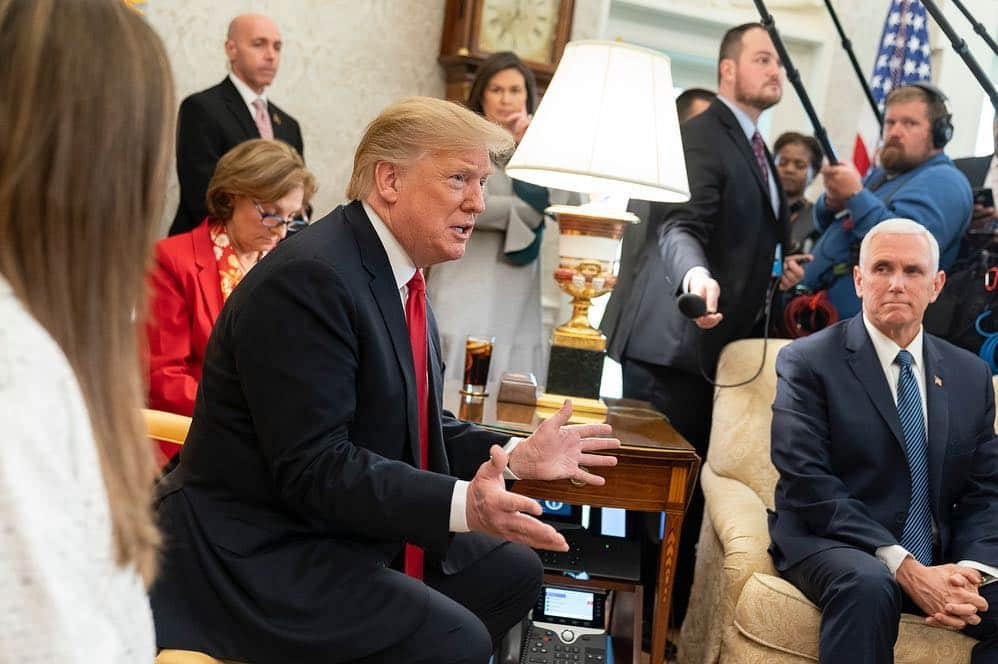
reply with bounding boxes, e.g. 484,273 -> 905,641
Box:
895,349 -> 933,566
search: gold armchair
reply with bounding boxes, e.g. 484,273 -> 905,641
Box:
678,339 -> 978,663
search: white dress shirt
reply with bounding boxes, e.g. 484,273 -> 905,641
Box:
0,276 -> 155,662
228,72 -> 268,121
863,316 -> 995,580
363,203 -> 522,533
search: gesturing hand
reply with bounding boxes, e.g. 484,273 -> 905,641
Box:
466,445 -> 568,551
507,400 -> 620,485
896,558 -> 988,630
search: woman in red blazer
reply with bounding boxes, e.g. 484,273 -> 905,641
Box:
148,139 -> 315,463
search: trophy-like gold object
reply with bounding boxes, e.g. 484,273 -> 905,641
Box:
536,205 -> 637,415
504,41 -> 692,414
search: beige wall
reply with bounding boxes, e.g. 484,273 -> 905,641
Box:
146,0 -> 607,233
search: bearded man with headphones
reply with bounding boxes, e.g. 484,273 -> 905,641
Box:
801,82 -> 972,319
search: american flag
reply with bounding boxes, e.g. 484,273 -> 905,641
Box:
853,0 -> 932,175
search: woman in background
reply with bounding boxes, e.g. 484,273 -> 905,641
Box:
0,0 -> 173,660
427,51 -> 552,383
146,139 -> 315,462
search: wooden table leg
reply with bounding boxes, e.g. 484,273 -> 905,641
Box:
650,509 -> 685,663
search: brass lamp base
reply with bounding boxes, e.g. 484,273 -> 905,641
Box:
536,391 -> 608,423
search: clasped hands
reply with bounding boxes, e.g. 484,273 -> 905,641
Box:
465,400 -> 620,552
896,557 -> 990,631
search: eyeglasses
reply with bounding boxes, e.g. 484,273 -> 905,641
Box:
254,201 -> 309,232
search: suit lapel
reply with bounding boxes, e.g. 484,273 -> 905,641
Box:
345,202 -> 421,465
714,101 -> 776,224
426,304 -> 450,474
923,336 -> 949,518
192,221 -> 223,320
219,77 -> 258,140
845,316 -> 906,451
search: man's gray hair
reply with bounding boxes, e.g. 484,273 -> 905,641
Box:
858,218 -> 940,273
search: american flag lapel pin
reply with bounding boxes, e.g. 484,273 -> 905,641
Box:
934,375 -> 943,387
272,112 -> 282,125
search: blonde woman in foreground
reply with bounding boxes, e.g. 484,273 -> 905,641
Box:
0,0 -> 174,661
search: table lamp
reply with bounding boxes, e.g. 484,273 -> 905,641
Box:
506,40 -> 690,414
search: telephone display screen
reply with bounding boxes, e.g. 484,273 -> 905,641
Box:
543,587 -> 594,622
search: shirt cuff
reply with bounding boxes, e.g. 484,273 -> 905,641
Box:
957,560 -> 998,581
449,480 -> 470,533
682,266 -> 711,294
876,544 -> 912,576
503,437 -> 523,480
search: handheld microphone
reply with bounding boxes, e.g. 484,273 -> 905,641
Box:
676,277 -> 781,389
677,293 -> 708,319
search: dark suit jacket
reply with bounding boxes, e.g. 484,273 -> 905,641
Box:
151,201 -> 508,663
768,315 -> 998,572
170,77 -> 304,236
608,99 -> 789,375
598,199 -> 651,341
954,154 -> 992,188
147,218 -> 223,419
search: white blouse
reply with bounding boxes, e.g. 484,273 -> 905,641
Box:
0,276 -> 155,663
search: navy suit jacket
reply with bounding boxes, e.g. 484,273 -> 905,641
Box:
151,201 -> 507,662
170,77 -> 304,236
769,315 -> 998,572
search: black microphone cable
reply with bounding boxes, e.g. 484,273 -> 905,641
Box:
677,276 -> 781,389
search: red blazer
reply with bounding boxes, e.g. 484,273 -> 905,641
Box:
147,219 -> 223,460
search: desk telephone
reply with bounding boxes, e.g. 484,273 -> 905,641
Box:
496,585 -> 610,664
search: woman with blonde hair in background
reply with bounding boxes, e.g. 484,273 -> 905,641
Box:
146,139 -> 315,465
0,0 -> 174,660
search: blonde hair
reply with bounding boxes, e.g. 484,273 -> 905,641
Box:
0,0 -> 174,584
206,139 -> 316,221
346,96 -> 514,201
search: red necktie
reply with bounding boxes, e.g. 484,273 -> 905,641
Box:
403,269 -> 429,579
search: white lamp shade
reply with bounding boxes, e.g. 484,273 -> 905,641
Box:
506,40 -> 690,204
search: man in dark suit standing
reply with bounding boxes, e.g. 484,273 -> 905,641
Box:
770,218 -> 998,663
151,97 -> 620,664
607,22 -> 806,620
599,87 -> 715,343
169,13 -> 304,236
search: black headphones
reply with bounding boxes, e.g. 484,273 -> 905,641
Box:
905,81 -> 954,149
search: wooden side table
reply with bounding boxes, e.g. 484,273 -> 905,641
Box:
444,383 -> 701,663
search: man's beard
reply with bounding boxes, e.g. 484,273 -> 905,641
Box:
880,144 -> 915,174
735,80 -> 781,112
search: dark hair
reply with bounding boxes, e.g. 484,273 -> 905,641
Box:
774,131 -> 823,173
466,51 -> 538,117
717,22 -> 764,82
676,88 -> 716,122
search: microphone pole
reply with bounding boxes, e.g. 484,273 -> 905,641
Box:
752,0 -> 839,164
822,0 -> 883,129
950,0 -> 998,57
919,0 -> 998,111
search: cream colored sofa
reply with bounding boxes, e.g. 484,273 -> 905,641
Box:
677,338 -> 980,664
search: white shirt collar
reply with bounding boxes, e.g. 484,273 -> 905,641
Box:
862,313 -> 924,374
361,201 -> 417,292
228,72 -> 267,113
717,94 -> 759,142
